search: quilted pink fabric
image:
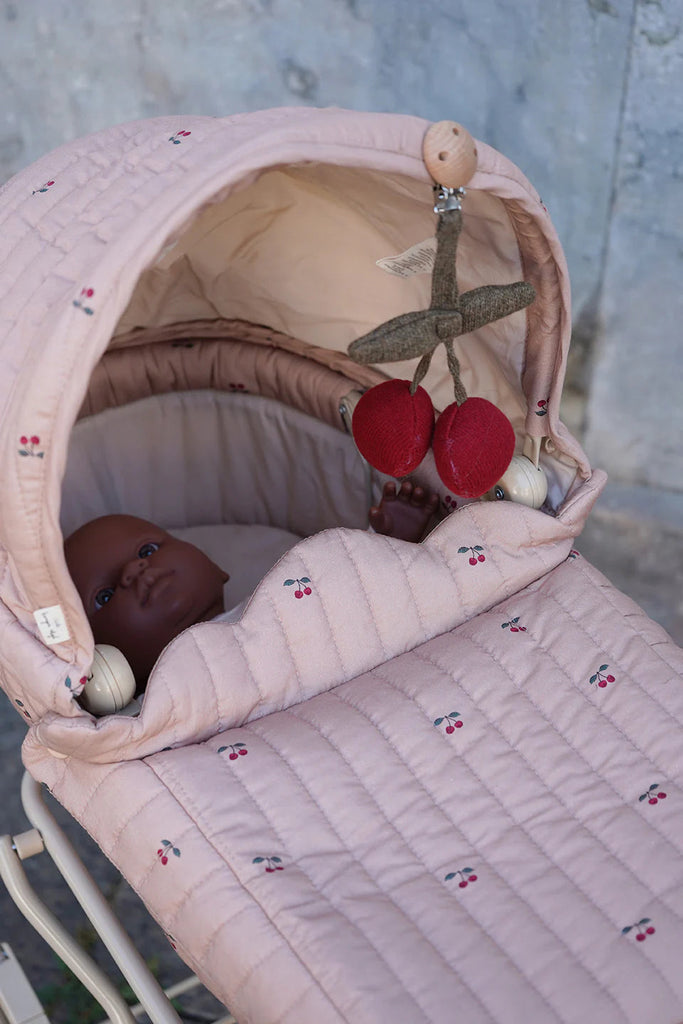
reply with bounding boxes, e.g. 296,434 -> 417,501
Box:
25,512 -> 683,1023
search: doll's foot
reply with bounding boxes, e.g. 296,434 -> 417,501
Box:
369,480 -> 440,543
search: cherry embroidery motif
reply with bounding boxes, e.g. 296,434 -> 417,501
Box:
157,840 -> 181,865
253,856 -> 284,873
568,549 -> 580,560
639,783 -> 667,805
169,130 -> 191,144
32,179 -> 55,195
535,398 -> 549,417
14,699 -> 31,719
501,617 -> 527,632
445,866 -> 478,888
218,742 -> 248,761
18,435 -> 44,458
622,918 -> 655,942
284,577 -> 312,599
434,711 -> 463,733
589,664 -> 615,688
73,288 -> 95,315
459,545 -> 486,566
64,674 -> 87,694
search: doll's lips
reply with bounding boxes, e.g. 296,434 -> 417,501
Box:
143,571 -> 175,607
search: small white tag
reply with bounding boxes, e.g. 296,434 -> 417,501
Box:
34,605 -> 70,645
376,237 -> 437,277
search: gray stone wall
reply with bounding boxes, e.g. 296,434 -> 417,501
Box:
1,0 -> 681,635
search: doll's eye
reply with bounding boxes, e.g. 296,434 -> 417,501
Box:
494,486 -> 506,501
94,587 -> 115,610
138,542 -> 160,558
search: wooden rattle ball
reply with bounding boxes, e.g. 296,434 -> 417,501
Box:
423,121 -> 478,189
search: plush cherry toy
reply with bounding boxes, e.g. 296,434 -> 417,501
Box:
348,120 -> 535,499
432,396 -> 516,498
352,380 -> 434,477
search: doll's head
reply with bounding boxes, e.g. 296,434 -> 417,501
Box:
64,515 -> 229,690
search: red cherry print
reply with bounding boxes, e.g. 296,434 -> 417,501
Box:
519,626 -> 527,632
446,725 -> 455,734
266,867 -> 274,872
157,849 -> 163,856
30,435 -> 40,445
648,798 -> 657,805
468,874 -> 477,882
459,880 -> 468,888
598,680 -> 607,688
303,587 -> 312,595
537,400 -> 546,409
477,554 -> 485,562
658,792 -> 667,799
276,865 -> 284,870
646,927 -> 655,935
294,590 -> 303,599
20,436 -> 28,445
469,557 -> 477,566
238,748 -> 248,755
510,626 -> 519,632
606,675 -> 615,682
79,676 -> 87,685
46,180 -> 55,186
229,752 -> 238,760
455,720 -> 463,728
636,933 -> 646,941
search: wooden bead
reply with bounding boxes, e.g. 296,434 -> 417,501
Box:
423,121 -> 478,189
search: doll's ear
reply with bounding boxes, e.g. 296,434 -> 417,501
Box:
80,644 -> 137,716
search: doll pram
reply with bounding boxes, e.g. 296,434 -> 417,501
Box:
1,107 -> 682,1024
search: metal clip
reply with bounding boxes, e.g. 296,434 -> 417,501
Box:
433,185 -> 465,214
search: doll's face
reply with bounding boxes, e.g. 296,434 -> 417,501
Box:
64,515 -> 229,689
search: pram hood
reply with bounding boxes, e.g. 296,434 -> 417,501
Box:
0,107 -> 598,735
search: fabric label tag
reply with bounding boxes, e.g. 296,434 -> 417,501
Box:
376,237 -> 437,277
34,605 -> 70,644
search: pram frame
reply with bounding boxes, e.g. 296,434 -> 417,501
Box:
0,772 -> 235,1024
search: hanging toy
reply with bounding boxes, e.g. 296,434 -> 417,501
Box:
348,121 -> 536,499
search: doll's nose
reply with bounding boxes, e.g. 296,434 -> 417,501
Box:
119,559 -> 148,588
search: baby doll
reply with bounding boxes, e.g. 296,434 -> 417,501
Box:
64,481 -> 439,692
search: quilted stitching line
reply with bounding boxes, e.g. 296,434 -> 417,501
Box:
536,585 -> 683,756
287,695 -> 548,1023
382,535 -> 431,637
150,750 -> 395,1024
69,762 -> 126,829
335,668 -> 614,1022
304,550 -> 353,684
571,560 -> 683,674
413,640 -> 682,1009
264,586 -> 307,704
220,731 -> 438,1024
445,628 -> 683,890
337,531 -> 397,659
508,587 -> 683,785
186,629 -> 221,725
250,718 -> 493,1023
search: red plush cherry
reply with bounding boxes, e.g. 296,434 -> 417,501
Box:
352,380 -> 434,476
432,397 -> 515,498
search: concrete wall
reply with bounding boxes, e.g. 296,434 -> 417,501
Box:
1,0 -> 681,633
